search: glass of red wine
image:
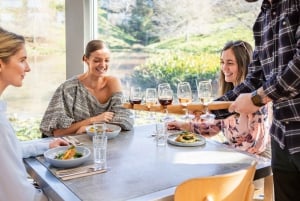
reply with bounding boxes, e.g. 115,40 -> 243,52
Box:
129,86 -> 142,118
129,86 -> 142,105
157,83 -> 173,121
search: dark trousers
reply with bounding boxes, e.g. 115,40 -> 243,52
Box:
271,138 -> 300,201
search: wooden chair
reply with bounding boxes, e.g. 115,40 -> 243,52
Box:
174,161 -> 257,201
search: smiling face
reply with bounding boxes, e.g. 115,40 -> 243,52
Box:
84,47 -> 110,77
0,44 -> 30,91
220,48 -> 239,86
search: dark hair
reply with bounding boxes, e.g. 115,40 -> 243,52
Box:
218,40 -> 253,96
0,27 -> 25,63
83,40 -> 109,60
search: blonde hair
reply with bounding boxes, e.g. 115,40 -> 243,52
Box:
0,27 -> 25,63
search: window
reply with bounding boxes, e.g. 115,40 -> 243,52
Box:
0,0 -> 65,140
96,0 -> 261,96
0,0 -> 261,140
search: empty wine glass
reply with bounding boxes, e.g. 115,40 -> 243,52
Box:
197,80 -> 215,121
145,88 -> 157,120
177,82 -> 193,121
157,83 -> 173,121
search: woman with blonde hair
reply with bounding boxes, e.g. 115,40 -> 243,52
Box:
0,27 -> 68,200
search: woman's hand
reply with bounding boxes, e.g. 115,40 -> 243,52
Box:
90,112 -> 115,123
167,120 -> 183,130
198,122 -> 220,137
167,120 -> 191,131
49,138 -> 68,149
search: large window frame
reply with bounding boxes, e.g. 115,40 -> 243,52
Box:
65,0 -> 97,78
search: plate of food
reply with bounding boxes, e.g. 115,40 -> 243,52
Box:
86,123 -> 121,140
167,131 -> 206,147
44,145 -> 91,168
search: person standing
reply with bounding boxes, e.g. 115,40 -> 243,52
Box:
215,1 -> 300,200
0,27 -> 68,200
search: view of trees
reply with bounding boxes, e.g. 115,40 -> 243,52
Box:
100,0 -> 261,47
0,0 -> 262,140
99,0 -> 261,91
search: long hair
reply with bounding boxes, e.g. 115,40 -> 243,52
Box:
218,40 -> 253,96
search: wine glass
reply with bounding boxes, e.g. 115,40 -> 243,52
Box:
145,88 -> 157,120
177,82 -> 193,121
129,86 -> 142,118
197,80 -> 215,122
129,86 -> 142,105
157,83 -> 173,121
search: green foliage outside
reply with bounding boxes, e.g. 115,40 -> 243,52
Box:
9,115 -> 42,141
129,51 -> 219,91
128,26 -> 254,91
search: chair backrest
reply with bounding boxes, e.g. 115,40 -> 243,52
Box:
174,161 -> 257,201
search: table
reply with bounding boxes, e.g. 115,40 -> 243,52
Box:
24,124 -> 272,201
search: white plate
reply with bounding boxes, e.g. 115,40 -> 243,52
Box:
86,123 -> 121,140
44,146 -> 91,168
167,133 -> 206,147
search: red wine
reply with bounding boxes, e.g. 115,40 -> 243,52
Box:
158,98 -> 173,106
129,99 -> 142,105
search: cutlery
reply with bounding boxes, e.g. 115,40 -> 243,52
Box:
56,167 -> 106,178
62,136 -> 83,146
68,136 -> 83,145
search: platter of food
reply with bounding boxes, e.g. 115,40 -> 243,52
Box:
167,131 -> 206,147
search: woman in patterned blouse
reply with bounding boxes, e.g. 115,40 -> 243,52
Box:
168,40 -> 271,158
40,40 -> 133,137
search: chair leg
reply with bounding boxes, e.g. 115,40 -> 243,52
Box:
263,175 -> 274,201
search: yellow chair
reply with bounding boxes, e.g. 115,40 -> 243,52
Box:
174,161 -> 257,201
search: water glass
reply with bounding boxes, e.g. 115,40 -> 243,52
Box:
156,122 -> 167,147
93,135 -> 107,170
92,122 -> 106,135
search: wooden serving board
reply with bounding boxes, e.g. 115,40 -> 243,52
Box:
122,101 -> 233,114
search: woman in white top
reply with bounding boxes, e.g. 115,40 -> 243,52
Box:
0,27 -> 68,200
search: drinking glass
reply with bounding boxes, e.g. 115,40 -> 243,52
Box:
92,122 -> 106,135
129,86 -> 142,118
145,88 -> 157,120
155,121 -> 167,147
93,135 -> 107,170
177,82 -> 193,120
157,83 -> 173,121
197,80 -> 215,121
129,86 -> 142,105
